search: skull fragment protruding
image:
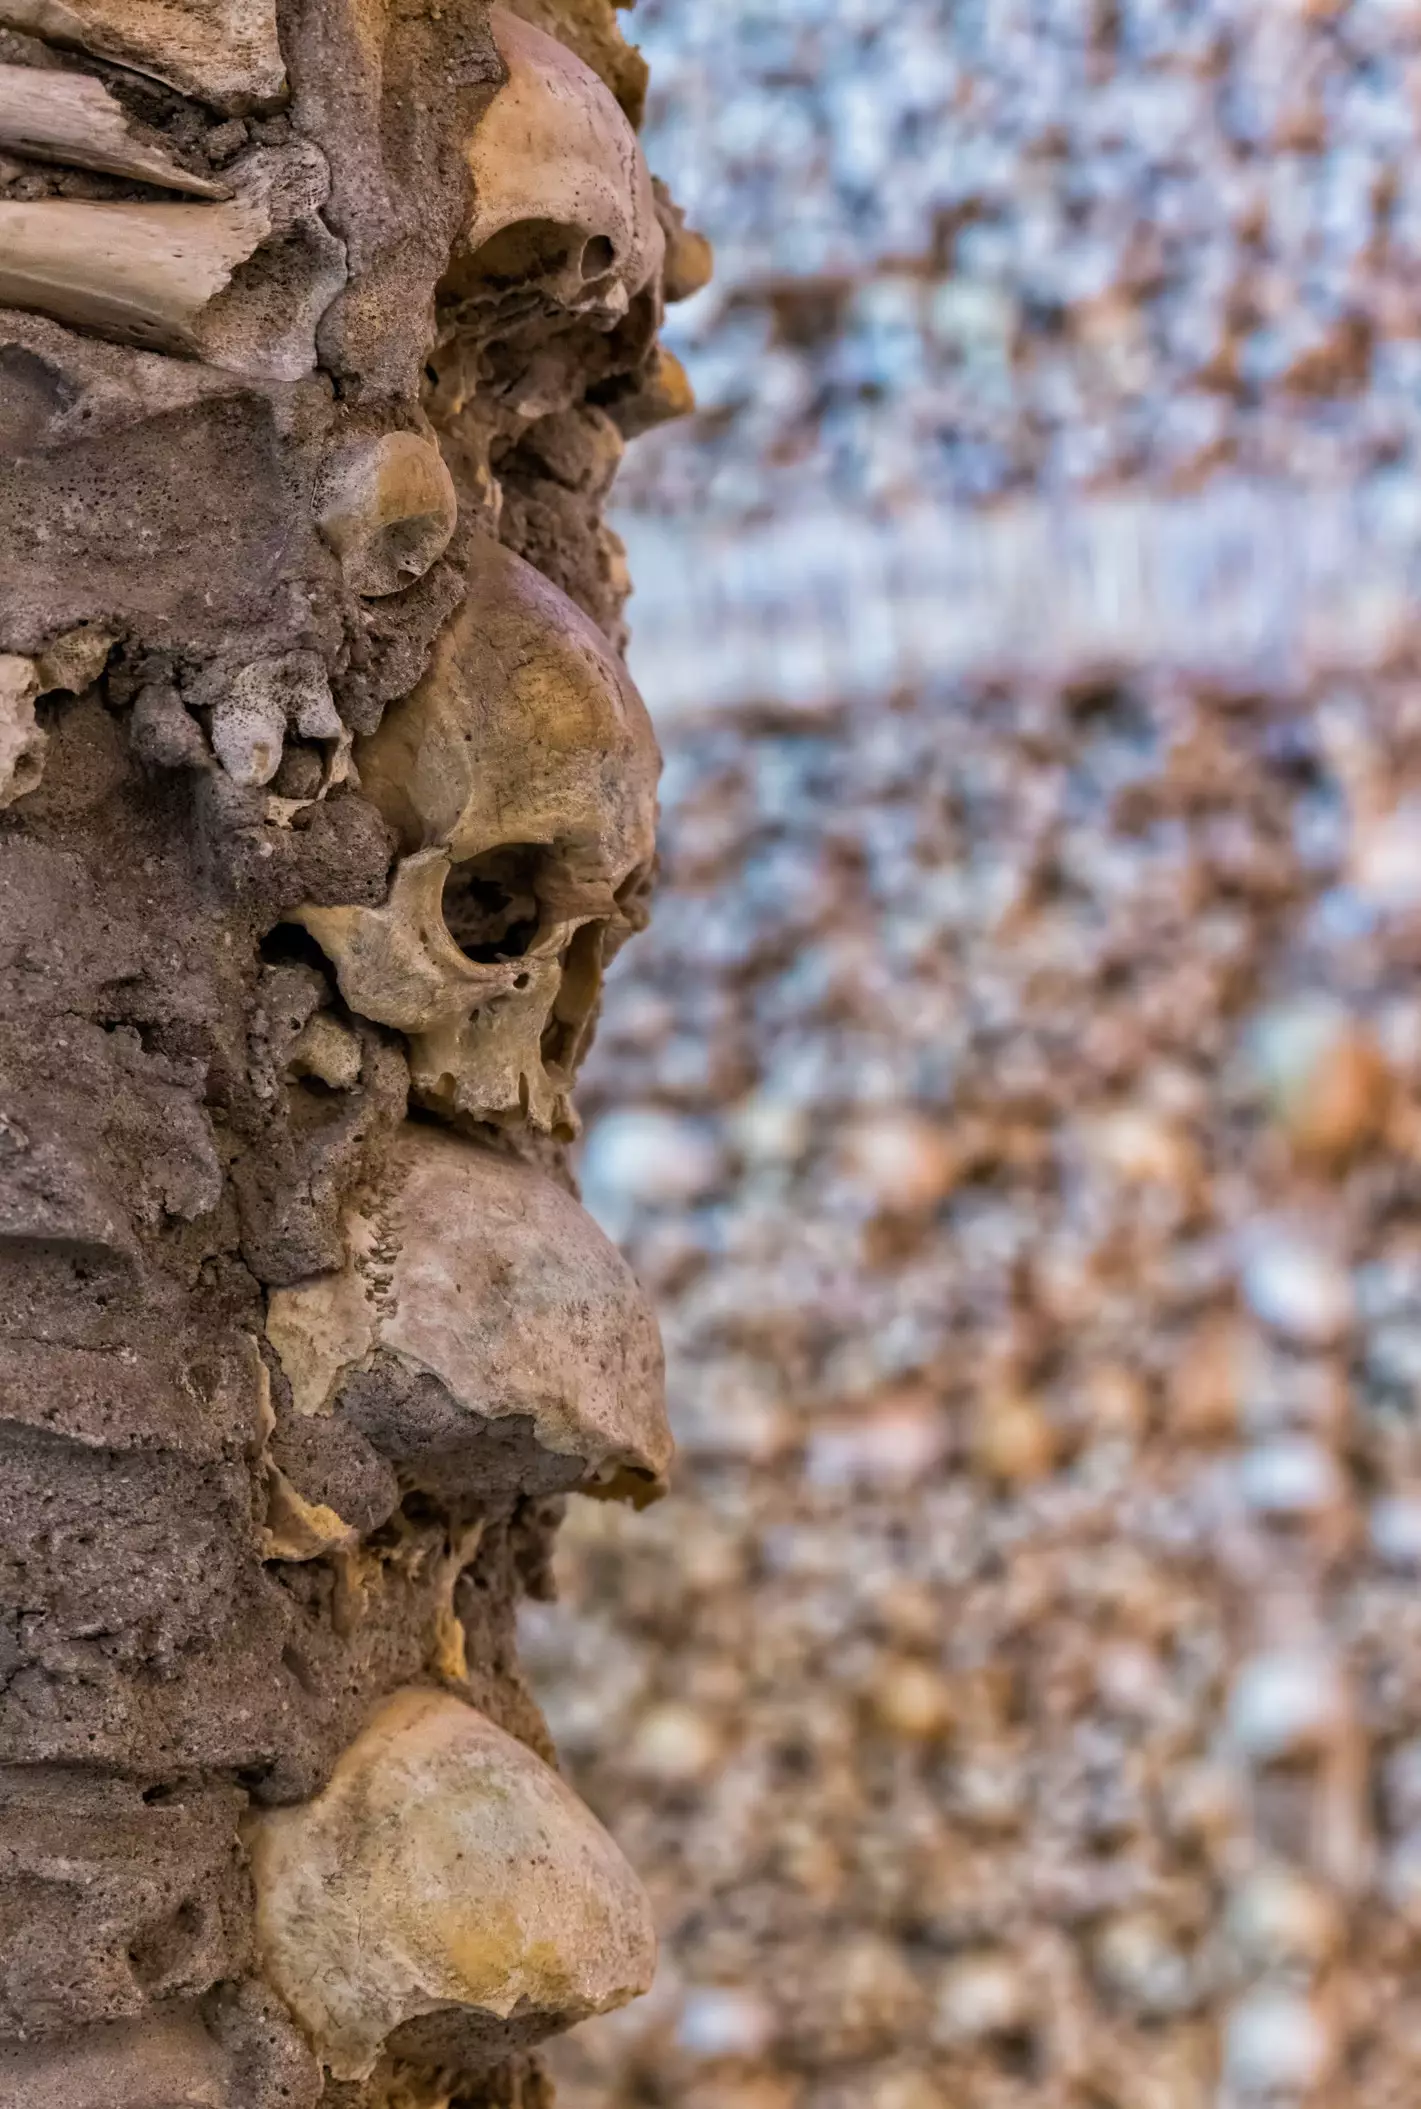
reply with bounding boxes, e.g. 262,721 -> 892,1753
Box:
447,8 -> 664,338
292,534 -> 659,1135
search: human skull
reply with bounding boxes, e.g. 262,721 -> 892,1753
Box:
266,1120 -> 672,1505
292,533 -> 659,1136
245,1688 -> 657,2085
443,7 -> 663,337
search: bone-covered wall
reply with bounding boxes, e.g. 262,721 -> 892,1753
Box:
0,2 -> 698,2101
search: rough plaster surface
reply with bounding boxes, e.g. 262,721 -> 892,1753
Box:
0,0 -> 695,2097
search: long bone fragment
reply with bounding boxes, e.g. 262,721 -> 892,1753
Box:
0,0 -> 285,113
0,192 -> 264,351
0,143 -> 343,370
0,62 -> 229,194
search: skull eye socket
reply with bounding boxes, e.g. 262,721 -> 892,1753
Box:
441,847 -> 542,963
447,216 -> 577,294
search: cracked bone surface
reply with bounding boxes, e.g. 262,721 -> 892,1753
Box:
0,0 -> 690,2093
267,1120 -> 671,1503
295,532 -> 661,1134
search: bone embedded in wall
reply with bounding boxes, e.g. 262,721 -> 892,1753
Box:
0,0 -> 285,113
245,1687 -> 658,2083
0,63 -> 229,194
449,6 -> 665,332
291,535 -> 659,1133
266,1120 -> 671,1503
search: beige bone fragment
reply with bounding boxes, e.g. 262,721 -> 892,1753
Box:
0,654 -> 45,810
292,535 -> 659,1135
0,0 -> 285,114
0,143 -> 343,373
0,63 -> 229,194
245,1687 -> 657,2083
0,193 -> 264,354
266,1121 -> 671,1503
448,7 -> 663,329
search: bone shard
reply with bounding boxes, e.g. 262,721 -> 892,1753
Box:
0,0 -> 285,113
0,143 -> 343,374
245,1686 -> 658,2082
0,63 -> 229,195
450,7 -> 664,328
265,1120 -> 671,1501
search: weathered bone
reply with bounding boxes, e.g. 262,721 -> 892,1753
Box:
447,7 -> 663,330
316,431 -> 458,598
245,1687 -> 657,2083
0,655 -> 44,810
265,1120 -> 671,1502
0,0 -> 285,113
0,193 -> 263,354
0,144 -> 343,374
0,62 -> 229,194
292,535 -> 659,1133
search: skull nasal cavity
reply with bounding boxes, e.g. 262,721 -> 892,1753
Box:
442,849 -> 542,962
580,234 -> 617,278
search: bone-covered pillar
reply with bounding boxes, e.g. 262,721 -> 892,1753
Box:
0,0 -> 705,2098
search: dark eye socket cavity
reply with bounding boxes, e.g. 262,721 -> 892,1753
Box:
441,847 -> 543,962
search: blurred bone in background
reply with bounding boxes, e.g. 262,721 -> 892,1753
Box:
532,3 -> 1421,2106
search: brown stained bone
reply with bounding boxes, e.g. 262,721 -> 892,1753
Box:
0,61 -> 229,194
266,1120 -> 671,1503
450,9 -> 663,338
245,1689 -> 657,2084
316,431 -> 459,598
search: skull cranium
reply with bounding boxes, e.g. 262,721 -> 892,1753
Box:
447,8 -> 664,338
292,533 -> 659,1136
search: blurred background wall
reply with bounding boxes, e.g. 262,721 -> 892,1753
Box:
528,4 -> 1421,2104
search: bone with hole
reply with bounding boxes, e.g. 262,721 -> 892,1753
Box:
316,432 -> 459,598
446,6 -> 664,336
292,534 -> 660,1135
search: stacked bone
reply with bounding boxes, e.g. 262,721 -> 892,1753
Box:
0,0 -> 703,2103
